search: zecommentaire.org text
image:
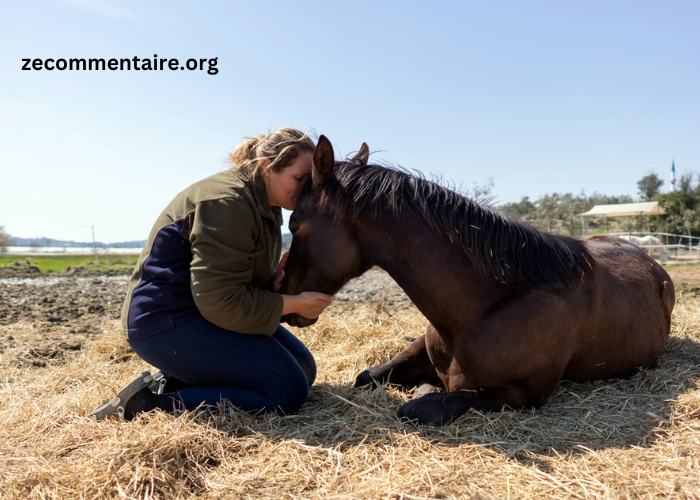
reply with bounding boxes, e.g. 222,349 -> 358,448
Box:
22,55 -> 219,75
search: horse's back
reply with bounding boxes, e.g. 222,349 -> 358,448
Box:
565,235 -> 674,380
581,235 -> 672,298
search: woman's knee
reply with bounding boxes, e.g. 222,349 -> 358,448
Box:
272,325 -> 317,387
294,354 -> 316,387
273,368 -> 310,414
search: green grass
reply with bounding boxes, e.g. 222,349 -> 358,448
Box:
664,261 -> 700,269
0,254 -> 139,273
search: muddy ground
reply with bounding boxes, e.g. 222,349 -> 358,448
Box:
0,275 -> 128,371
1,263 -> 698,374
0,266 -> 414,373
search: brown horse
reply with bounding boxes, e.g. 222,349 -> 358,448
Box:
281,136 -> 675,426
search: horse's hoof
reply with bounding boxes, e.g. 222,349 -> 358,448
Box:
354,370 -> 379,389
399,394 -> 455,426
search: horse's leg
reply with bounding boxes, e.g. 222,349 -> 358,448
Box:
399,386 -> 529,426
399,290 -> 577,425
355,332 -> 441,389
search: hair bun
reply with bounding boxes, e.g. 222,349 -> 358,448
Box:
229,128 -> 315,174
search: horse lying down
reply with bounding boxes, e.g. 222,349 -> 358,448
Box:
281,136 -> 675,426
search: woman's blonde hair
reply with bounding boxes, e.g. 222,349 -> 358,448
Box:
229,128 -> 315,176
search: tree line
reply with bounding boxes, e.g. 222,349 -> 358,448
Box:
498,172 -> 700,237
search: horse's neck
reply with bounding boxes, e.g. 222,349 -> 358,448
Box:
355,213 -> 507,335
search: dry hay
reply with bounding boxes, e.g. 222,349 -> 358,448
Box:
1,301 -> 699,500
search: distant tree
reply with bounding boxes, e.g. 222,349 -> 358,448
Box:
499,196 -> 535,218
534,193 -> 564,233
657,173 -> 700,236
560,193 -> 590,236
588,192 -> 634,206
682,209 -> 698,237
637,173 -> 664,200
466,177 -> 494,201
29,239 -> 42,250
0,226 -> 13,252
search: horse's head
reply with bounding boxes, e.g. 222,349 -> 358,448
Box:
281,135 -> 370,327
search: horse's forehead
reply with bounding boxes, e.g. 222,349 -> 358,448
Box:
295,190 -> 323,216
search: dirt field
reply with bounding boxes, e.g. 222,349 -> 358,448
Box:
1,265 -> 699,499
0,266 -> 414,368
667,265 -> 700,302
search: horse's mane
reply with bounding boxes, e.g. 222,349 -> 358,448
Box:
314,160 -> 592,288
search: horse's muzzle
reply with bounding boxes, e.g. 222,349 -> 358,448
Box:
282,313 -> 318,328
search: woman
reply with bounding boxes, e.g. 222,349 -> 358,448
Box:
90,128 -> 334,420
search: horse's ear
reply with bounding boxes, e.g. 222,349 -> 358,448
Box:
351,142 -> 370,165
313,135 -> 335,186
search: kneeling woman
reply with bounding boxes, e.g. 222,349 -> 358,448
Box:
90,128 -> 334,420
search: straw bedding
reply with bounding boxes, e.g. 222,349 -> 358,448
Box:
1,293 -> 699,499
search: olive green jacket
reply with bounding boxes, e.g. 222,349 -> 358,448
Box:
121,167 -> 284,339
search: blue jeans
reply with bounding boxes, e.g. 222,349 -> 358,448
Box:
127,316 -> 316,415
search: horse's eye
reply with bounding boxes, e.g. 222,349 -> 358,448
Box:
289,225 -> 299,235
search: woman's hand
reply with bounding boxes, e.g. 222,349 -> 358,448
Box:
282,291 -> 335,319
271,252 -> 289,292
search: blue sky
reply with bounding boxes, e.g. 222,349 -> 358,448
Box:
1,0 -> 698,243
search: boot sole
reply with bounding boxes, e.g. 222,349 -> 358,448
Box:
89,371 -> 153,421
